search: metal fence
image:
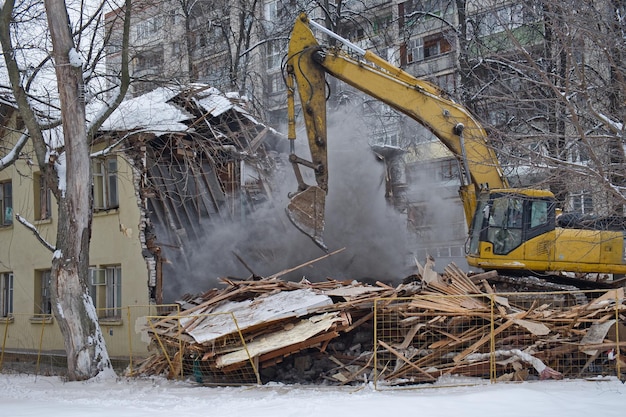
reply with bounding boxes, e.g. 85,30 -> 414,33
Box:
1,290 -> 623,388
373,289 -> 624,389
132,311 -> 261,385
0,305 -> 179,375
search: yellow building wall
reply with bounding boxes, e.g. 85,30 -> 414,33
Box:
0,128 -> 152,359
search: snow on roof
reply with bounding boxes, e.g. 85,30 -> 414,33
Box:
98,85 -> 260,136
195,88 -> 247,118
99,87 -> 193,134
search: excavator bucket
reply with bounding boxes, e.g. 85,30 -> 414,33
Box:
286,186 -> 327,251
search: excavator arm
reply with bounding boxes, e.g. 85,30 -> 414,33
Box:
285,13 -> 507,250
284,13 -> 626,280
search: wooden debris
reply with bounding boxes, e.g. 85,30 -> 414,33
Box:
131,262 -> 626,386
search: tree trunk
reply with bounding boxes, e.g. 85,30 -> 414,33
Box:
44,0 -> 114,380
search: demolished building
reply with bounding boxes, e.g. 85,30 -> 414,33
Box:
97,84 -> 285,303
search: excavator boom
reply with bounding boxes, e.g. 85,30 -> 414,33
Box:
284,13 -> 626,278
285,13 -> 506,249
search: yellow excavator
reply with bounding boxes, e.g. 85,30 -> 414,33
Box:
284,13 -> 626,282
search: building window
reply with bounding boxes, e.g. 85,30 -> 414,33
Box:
264,0 -> 278,21
266,40 -> 283,70
569,143 -> 590,164
472,4 -> 527,38
571,192 -> 593,214
406,37 -> 423,63
93,157 -> 119,211
34,173 -> 52,220
168,9 -> 180,26
89,265 -> 122,319
0,181 -> 12,226
0,272 -> 13,317
401,0 -> 443,27
437,158 -> 459,182
135,48 -> 164,72
135,16 -> 163,41
35,270 -> 52,316
172,41 -> 183,56
268,72 -> 285,94
424,33 -> 451,59
372,15 -> 392,35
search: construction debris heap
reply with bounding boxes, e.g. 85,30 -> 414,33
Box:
133,261 -> 625,386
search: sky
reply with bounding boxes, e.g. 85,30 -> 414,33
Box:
0,373 -> 624,417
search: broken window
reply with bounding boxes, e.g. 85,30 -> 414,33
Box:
423,33 -> 451,59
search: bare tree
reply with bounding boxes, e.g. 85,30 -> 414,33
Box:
0,0 -> 131,380
456,0 -> 626,216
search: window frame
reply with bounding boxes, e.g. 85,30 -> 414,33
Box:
571,192 -> 593,214
0,272 -> 13,318
0,180 -> 12,226
406,36 -> 424,63
89,265 -> 122,319
266,39 -> 283,71
93,156 -> 119,211
35,270 -> 52,316
264,0 -> 278,21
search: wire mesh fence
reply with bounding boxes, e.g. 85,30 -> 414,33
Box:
134,311 -> 261,385
373,289 -> 624,389
1,289 -> 623,388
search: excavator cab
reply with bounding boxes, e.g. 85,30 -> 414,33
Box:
467,189 -> 556,266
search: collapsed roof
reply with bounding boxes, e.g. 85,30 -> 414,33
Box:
96,84 -> 284,303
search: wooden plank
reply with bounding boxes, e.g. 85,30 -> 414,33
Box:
377,339 -> 436,381
453,319 -> 516,363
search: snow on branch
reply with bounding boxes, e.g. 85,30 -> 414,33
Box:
89,131 -> 136,158
0,131 -> 28,170
592,108 -> 624,135
68,48 -> 84,68
15,213 -> 55,252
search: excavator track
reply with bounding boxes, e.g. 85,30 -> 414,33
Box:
476,273 -> 617,306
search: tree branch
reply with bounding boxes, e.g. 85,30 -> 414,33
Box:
15,213 -> 56,252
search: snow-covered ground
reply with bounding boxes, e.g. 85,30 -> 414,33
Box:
1,373 -> 624,417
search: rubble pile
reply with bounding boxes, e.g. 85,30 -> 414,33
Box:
133,260 -> 625,386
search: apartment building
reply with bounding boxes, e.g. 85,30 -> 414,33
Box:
0,100 -> 150,359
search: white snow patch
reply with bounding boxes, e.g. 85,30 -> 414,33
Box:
100,87 -> 192,134
68,48 -> 83,68
0,132 -> 28,169
0,374 -> 625,417
54,152 -> 67,196
56,301 -> 64,319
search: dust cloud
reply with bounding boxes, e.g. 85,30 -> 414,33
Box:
164,108 -> 417,300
